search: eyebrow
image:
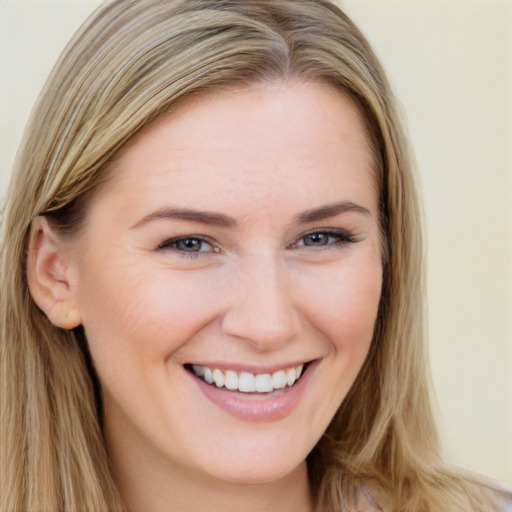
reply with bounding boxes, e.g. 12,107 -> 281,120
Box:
132,201 -> 371,229
293,201 -> 371,223
132,208 -> 237,229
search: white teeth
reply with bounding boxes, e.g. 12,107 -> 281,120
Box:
272,370 -> 287,390
255,373 -> 273,393
286,368 -> 297,387
190,363 -> 307,393
212,369 -> 225,388
238,372 -> 256,392
224,370 -> 239,390
203,367 -> 213,384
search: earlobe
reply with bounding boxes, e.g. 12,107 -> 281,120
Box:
27,217 -> 82,329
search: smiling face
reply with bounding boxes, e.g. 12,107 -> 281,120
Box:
62,82 -> 383,494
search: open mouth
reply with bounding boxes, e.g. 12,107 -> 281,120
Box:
185,362 -> 311,394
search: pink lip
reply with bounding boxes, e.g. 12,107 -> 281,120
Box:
188,361 -> 316,422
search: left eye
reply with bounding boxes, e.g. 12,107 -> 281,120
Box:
158,237 -> 213,253
296,230 -> 353,247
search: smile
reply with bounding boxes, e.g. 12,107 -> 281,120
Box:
188,363 -> 306,393
185,360 -> 317,422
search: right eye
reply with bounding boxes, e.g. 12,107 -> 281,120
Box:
157,236 -> 216,255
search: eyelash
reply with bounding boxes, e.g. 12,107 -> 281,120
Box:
156,236 -> 217,258
290,229 -> 356,249
156,229 -> 356,257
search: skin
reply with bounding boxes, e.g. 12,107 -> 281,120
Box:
30,82 -> 383,512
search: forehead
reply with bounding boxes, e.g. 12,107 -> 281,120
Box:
90,82 -> 378,219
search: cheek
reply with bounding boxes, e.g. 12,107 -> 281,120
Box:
299,259 -> 382,353
298,258 -> 382,426
76,258 -> 219,365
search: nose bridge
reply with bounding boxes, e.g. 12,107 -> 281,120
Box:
221,250 -> 300,349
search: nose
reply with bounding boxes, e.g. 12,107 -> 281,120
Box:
220,253 -> 301,350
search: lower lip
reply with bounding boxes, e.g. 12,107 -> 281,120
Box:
189,363 -> 315,422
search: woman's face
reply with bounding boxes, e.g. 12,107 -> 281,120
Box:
66,83 -> 382,486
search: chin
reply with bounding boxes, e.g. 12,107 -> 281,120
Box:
183,431 -> 311,486
206,459 -> 307,486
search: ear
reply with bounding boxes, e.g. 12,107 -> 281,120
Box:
27,217 -> 82,329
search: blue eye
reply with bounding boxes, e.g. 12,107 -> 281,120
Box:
157,237 -> 214,253
302,232 -> 331,246
297,230 -> 354,248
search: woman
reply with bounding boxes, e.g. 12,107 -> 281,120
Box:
0,1 -> 510,511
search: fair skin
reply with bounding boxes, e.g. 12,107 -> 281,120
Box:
29,82 -> 382,512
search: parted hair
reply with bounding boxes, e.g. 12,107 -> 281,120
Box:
0,1 -> 509,511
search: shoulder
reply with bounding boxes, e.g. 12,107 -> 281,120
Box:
493,483 -> 512,512
501,490 -> 512,512
354,479 -> 512,512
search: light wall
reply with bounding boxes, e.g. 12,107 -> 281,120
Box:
341,0 -> 512,484
1,0 -> 511,485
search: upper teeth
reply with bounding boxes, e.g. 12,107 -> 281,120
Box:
191,364 -> 305,393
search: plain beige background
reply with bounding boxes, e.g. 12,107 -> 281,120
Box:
1,0 -> 511,484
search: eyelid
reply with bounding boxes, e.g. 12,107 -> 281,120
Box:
156,235 -> 218,254
290,228 -> 356,248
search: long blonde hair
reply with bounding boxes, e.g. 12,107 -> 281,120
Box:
0,1 -> 509,511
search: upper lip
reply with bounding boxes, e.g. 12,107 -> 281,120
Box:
184,359 -> 317,374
